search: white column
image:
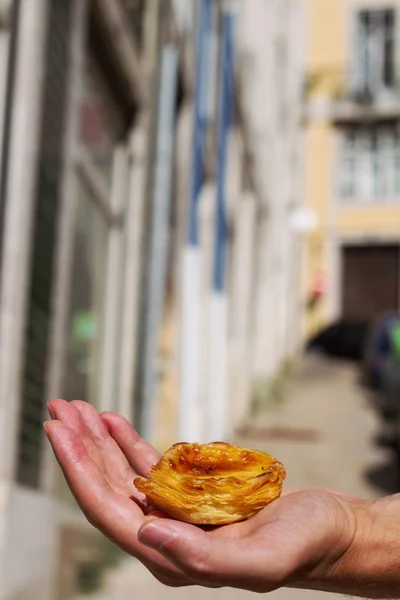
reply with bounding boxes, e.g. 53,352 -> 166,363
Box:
252,205 -> 288,381
228,191 -> 257,430
173,102 -> 194,318
198,184 -> 216,442
285,232 -> 303,357
173,103 -> 195,441
168,103 -> 193,441
238,0 -> 279,384
118,118 -> 149,422
179,183 -> 216,444
179,246 -> 201,442
0,0 -> 49,481
99,146 -> 129,414
0,2 -> 52,598
273,140 -> 292,368
207,289 -> 228,442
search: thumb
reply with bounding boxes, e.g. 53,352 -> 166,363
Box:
138,520 -> 286,590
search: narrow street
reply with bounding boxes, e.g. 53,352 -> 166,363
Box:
86,355 -> 394,600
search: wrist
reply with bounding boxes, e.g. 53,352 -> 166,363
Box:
306,495 -> 400,598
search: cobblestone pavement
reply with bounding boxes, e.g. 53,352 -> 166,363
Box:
86,355 -> 392,600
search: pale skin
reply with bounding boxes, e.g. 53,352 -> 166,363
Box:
45,399 -> 400,598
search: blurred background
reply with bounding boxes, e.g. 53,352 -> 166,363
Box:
1,0 -> 400,598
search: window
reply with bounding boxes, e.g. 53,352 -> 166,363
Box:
353,8 -> 396,96
80,56 -> 124,188
63,177 -> 108,408
63,55 -> 128,408
341,130 -> 357,198
339,123 -> 400,201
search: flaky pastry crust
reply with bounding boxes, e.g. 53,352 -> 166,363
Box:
134,442 -> 286,525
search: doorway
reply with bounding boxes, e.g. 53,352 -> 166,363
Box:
341,244 -> 400,323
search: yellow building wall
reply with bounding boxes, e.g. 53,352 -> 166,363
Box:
338,206 -> 400,233
302,123 -> 333,337
302,0 -> 400,341
306,0 -> 346,75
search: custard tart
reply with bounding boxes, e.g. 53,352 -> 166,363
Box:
134,442 -> 286,525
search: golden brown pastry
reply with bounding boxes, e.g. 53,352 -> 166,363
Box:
134,442 -> 286,525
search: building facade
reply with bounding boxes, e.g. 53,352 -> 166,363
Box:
0,1 -> 183,598
234,0 -> 305,402
156,0 -> 306,442
303,0 -> 400,339
0,1 -> 307,597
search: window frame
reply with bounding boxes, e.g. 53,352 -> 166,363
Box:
349,3 -> 400,98
60,38 -> 131,415
337,121 -> 400,205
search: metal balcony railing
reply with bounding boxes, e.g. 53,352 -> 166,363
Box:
306,68 -> 400,100
304,68 -> 400,121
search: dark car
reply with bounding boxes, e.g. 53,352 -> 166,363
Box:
307,319 -> 369,361
363,312 -> 400,391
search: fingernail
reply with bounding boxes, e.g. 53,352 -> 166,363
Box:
47,404 -> 56,420
138,522 -> 175,550
43,422 -> 50,434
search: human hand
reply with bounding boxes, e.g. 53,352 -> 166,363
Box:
44,399 -> 194,587
137,486 -> 367,593
45,401 -> 372,595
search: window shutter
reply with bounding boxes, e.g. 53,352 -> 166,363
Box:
16,0 -> 75,488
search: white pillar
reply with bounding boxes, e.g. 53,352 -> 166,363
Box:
285,232 -> 302,358
207,288 -> 228,441
179,245 -> 201,442
228,191 -> 257,430
198,184 -> 216,442
99,146 -> 129,414
0,0 -> 49,481
173,102 -> 194,318
169,102 -> 193,442
0,2 -> 53,599
252,209 -> 286,381
118,118 -> 149,422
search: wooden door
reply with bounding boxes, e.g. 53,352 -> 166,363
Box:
342,245 -> 400,322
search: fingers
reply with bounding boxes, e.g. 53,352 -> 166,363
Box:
44,419 -> 194,587
138,520 -> 287,590
49,401 -> 160,479
45,419 -> 146,543
100,412 -> 160,476
48,399 -> 102,467
71,400 -> 135,490
48,400 -> 135,494
44,420 -> 116,520
70,400 -> 110,444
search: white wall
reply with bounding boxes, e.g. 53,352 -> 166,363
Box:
0,487 -> 56,600
236,0 -> 305,383
0,3 -> 59,600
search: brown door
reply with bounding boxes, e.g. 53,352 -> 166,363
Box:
342,245 -> 400,322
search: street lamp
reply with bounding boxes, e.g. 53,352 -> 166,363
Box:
288,205 -> 318,234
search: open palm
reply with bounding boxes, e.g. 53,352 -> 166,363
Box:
45,400 -> 359,593
46,399 -> 192,587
